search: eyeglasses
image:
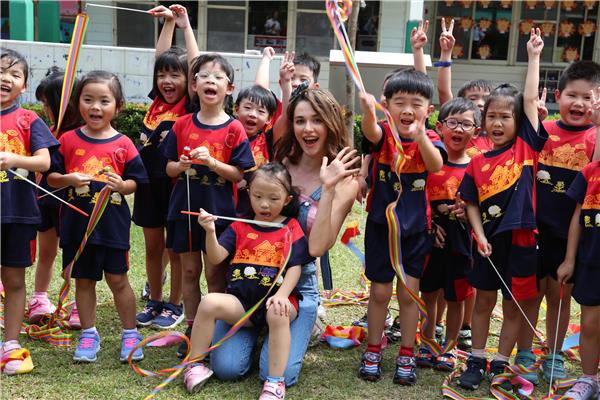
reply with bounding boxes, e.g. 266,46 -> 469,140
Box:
195,71 -> 230,82
442,118 -> 476,131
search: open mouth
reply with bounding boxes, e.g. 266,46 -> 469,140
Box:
0,84 -> 11,94
400,118 -> 414,126
203,88 -> 217,97
303,136 -> 319,146
89,114 -> 103,122
245,120 -> 257,128
451,135 -> 463,144
258,211 -> 272,218
569,110 -> 585,118
161,86 -> 176,97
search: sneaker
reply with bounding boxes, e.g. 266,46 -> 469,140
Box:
28,295 -> 56,324
435,323 -> 444,343
259,381 -> 286,400
385,312 -> 394,328
310,314 -> 325,347
564,377 -> 599,400
458,356 -> 486,390
393,355 -> 417,385
385,316 -> 402,342
136,300 -> 163,327
73,331 -> 101,362
416,347 -> 435,368
151,303 -> 184,329
458,328 -> 472,351
435,352 -> 456,372
184,363 -> 213,393
140,272 -> 167,301
177,326 -> 192,359
1,347 -> 34,375
68,304 -> 81,330
542,352 -> 567,383
358,351 -> 382,381
515,349 -> 539,385
120,331 -> 144,362
489,359 -> 512,392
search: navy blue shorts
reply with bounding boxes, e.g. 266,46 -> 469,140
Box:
364,219 -> 432,283
572,262 -> 600,307
166,220 -> 228,254
62,244 -> 129,281
38,203 -> 60,233
537,226 -> 567,281
132,177 -> 174,228
421,247 -> 473,302
1,223 -> 37,267
469,229 -> 538,301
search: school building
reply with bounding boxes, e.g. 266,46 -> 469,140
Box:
3,0 -> 600,110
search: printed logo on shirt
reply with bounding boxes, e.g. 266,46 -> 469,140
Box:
75,148 -> 86,156
232,239 -> 286,267
0,130 -> 27,155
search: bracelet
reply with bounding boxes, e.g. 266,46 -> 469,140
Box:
433,61 -> 452,67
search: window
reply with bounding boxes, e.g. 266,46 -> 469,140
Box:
116,2 -> 155,48
539,68 -> 562,107
157,1 -> 198,49
1,1 -> 9,40
247,1 -> 288,53
207,2 -> 245,53
296,4 -> 334,57
516,0 -> 598,63
59,1 -> 83,43
357,1 -> 380,51
433,0 -> 512,61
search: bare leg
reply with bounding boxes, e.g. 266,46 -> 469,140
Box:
143,227 -> 166,301
204,255 -> 227,294
545,278 -> 572,353
421,290 -> 439,339
34,229 -> 58,293
517,277 -> 545,350
1,267 -> 26,341
446,300 -> 464,344
105,272 -> 137,329
397,276 -> 420,348
167,249 -> 182,304
497,298 -> 538,358
267,305 -> 298,376
579,305 -> 600,376
463,289 -> 475,327
436,294 -> 446,326
181,251 -> 203,321
366,282 -> 393,346
75,279 -> 97,330
471,290 -> 497,352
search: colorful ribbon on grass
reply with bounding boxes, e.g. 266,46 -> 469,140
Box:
130,229 -> 293,399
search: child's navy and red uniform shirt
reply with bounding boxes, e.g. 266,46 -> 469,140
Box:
218,217 -> 314,326
49,129 -> 148,250
0,105 -> 58,267
567,160 -> 600,306
466,134 -> 493,158
163,114 -> 255,252
536,120 -> 596,277
420,161 -> 473,301
362,121 -> 447,282
133,93 -> 191,228
458,113 -> 548,300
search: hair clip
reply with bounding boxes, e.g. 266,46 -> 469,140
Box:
289,80 -> 310,103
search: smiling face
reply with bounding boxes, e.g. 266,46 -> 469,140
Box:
78,81 -> 118,135
384,91 -> 432,137
484,98 -> 517,149
193,61 -> 233,107
249,172 -> 291,222
157,67 -> 187,104
556,79 -> 596,127
235,98 -> 271,137
438,111 -> 479,154
0,58 -> 27,109
292,100 -> 328,159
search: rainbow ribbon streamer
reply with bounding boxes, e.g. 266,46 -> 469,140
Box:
130,229 -> 294,400
55,13 -> 89,134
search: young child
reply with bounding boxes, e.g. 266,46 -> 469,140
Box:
0,48 -> 59,375
536,60 -> 600,383
557,92 -> 600,399
419,97 -> 480,371
164,53 -> 255,357
457,29 -> 547,392
234,84 -> 277,217
29,67 -> 83,328
358,68 -> 446,385
47,71 -> 148,363
183,162 -> 313,399
133,4 -> 199,331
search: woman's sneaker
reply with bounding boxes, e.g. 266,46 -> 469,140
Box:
564,377 -> 599,400
120,331 -> 144,362
515,349 -> 539,385
458,356 -> 486,389
358,351 -> 382,381
416,347 -> 435,368
393,355 -> 417,385
542,352 -> 567,383
259,381 -> 286,400
73,331 -> 101,362
435,352 -> 456,372
151,303 -> 184,329
136,300 -> 163,327
184,363 -> 213,393
1,346 -> 34,375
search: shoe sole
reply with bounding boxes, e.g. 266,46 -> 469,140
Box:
151,315 -> 185,330
73,354 -> 98,363
457,381 -> 479,390
358,372 -> 380,382
120,354 -> 144,363
393,378 -> 416,386
136,319 -> 156,327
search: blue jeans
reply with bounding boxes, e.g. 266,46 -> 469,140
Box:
210,262 -> 319,386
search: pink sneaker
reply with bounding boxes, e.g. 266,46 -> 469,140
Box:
69,304 -> 81,330
259,381 -> 286,400
183,364 -> 213,393
28,295 -> 56,324
1,346 -> 34,375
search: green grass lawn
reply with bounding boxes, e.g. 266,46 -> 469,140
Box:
3,208 -> 582,399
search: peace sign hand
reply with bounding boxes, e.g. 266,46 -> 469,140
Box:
439,18 -> 455,56
527,27 -> 544,57
538,87 -> 548,121
588,86 -> 600,126
410,20 -> 429,51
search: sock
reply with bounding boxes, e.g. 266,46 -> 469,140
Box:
399,346 -> 414,357
583,374 -> 598,383
187,319 -> 194,328
122,328 -> 138,335
494,353 -> 510,363
366,343 -> 382,354
2,340 -> 20,352
471,348 -> 485,359
266,375 -> 285,383
33,291 -> 48,298
82,327 -> 98,335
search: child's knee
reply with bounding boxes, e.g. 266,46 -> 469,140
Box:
370,283 -> 392,303
105,273 -> 131,293
475,293 -> 496,312
266,307 -> 290,328
1,270 -> 25,291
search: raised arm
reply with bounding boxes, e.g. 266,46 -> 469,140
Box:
437,18 -> 455,105
410,20 -> 429,74
589,86 -> 600,161
359,92 -> 383,145
149,5 -> 175,58
523,28 -> 544,131
272,51 -> 295,144
169,5 -> 200,68
255,47 -> 275,89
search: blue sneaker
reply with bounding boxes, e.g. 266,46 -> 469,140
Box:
151,303 -> 184,330
73,331 -> 101,362
515,349 -> 539,385
542,352 -> 567,383
136,300 -> 163,327
120,331 -> 144,362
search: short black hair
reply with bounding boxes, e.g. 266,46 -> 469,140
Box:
36,67 -> 82,132
247,162 -> 300,218
483,83 -> 522,132
152,47 -> 188,103
235,85 -> 277,117
558,60 -> 600,92
1,48 -> 29,85
439,97 -> 481,127
294,53 -> 321,82
383,67 -> 434,101
457,79 -> 493,98
190,53 -> 235,114
74,70 -> 125,111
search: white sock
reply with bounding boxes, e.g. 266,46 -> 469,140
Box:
82,327 -> 98,335
2,340 -> 20,352
123,328 -> 138,335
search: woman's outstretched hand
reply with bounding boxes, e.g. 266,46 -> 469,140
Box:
320,147 -> 360,190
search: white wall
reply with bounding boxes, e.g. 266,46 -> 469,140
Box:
85,4 -> 114,46
378,1 -> 409,52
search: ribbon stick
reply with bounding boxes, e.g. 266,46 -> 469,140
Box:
182,147 -> 193,252
181,210 -> 284,228
548,284 -> 564,392
86,3 -> 151,14
55,13 -> 88,134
